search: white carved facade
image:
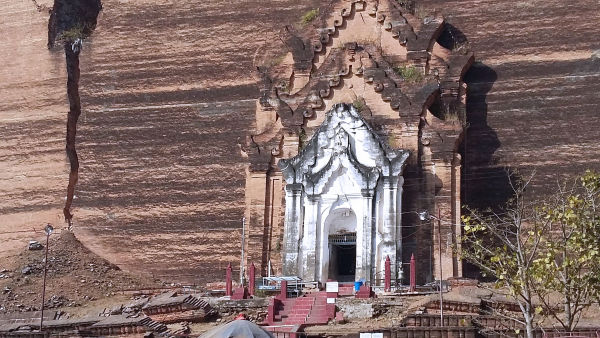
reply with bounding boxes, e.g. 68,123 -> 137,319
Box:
279,104 -> 409,284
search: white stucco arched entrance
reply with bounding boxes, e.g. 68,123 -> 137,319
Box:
279,104 -> 409,284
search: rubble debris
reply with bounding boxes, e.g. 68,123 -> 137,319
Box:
124,297 -> 149,315
169,321 -> 190,335
27,241 -> 43,251
0,231 -> 148,313
45,295 -> 70,309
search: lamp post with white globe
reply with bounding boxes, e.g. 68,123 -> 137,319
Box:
418,209 -> 444,327
40,223 -> 53,332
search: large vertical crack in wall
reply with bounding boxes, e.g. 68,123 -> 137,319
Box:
62,40 -> 81,225
47,0 -> 102,226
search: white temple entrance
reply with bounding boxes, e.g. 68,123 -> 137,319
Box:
279,104 -> 409,285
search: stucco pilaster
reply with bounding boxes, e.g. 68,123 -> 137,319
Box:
357,188 -> 375,283
380,176 -> 399,282
451,153 -> 462,277
282,183 -> 303,275
395,176 -> 405,281
301,194 -> 320,281
244,170 -> 268,275
432,159 -> 457,280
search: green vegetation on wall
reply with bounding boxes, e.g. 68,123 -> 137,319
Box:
393,65 -> 423,83
301,8 -> 319,24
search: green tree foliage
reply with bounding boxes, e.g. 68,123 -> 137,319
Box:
462,171 -> 600,335
535,170 -> 600,331
462,175 -> 546,338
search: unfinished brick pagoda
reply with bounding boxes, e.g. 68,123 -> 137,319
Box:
243,0 -> 473,285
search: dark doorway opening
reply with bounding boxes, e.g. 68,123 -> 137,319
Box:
333,245 -> 356,281
329,233 -> 356,282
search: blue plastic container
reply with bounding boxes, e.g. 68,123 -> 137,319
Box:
354,281 -> 363,292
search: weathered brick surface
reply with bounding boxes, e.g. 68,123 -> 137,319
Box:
0,0 -> 321,284
418,0 -> 600,208
1,0 -> 598,284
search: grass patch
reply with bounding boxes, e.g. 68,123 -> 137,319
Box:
388,135 -> 401,148
413,3 -> 427,20
298,128 -> 307,150
393,65 -> 423,83
301,8 -> 319,24
352,97 -> 365,111
395,0 -> 416,13
266,53 -> 286,68
56,24 -> 88,42
443,112 -> 460,121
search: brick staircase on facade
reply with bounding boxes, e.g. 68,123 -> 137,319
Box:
266,291 -> 335,326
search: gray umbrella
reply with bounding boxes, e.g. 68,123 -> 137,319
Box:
199,320 -> 274,338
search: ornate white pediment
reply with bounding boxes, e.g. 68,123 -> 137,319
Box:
279,104 -> 409,195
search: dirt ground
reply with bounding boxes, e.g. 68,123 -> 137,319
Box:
0,230 -> 153,313
1,231 -> 599,335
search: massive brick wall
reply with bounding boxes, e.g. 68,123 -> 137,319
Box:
1,0 -> 598,283
417,0 -> 600,208
0,0 -> 320,283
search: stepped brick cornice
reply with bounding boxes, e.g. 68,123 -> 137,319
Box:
248,0 -> 474,169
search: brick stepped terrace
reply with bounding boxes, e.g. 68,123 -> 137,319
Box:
400,314 -> 600,338
142,292 -> 215,324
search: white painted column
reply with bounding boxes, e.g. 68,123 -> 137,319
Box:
282,183 -> 303,276
381,176 -> 399,282
317,204 -> 330,284
301,195 -> 320,281
357,188 -> 375,284
395,176 -> 405,281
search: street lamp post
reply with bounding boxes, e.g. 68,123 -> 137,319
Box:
436,209 -> 443,327
40,223 -> 54,332
240,217 -> 245,286
419,210 -> 444,327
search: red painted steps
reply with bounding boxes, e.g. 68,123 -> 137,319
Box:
265,291 -> 335,326
338,283 -> 355,296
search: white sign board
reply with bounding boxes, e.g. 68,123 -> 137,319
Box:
360,333 -> 383,338
327,297 -> 336,304
325,281 -> 339,292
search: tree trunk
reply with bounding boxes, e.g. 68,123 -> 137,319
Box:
523,298 -> 535,338
565,299 -> 573,331
525,314 -> 534,338
63,41 -> 81,229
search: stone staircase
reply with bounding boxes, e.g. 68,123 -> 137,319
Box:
266,292 -> 335,326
